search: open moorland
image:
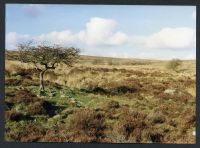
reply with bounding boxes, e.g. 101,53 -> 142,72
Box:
5,51 -> 196,143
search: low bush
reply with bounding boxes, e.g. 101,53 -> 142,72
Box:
11,90 -> 40,105
107,100 -> 120,109
67,108 -> 107,142
40,130 -> 67,142
158,89 -> 193,103
21,78 -> 39,86
114,108 -> 149,142
5,89 -> 15,97
5,101 -> 14,110
148,112 -> 166,124
27,100 -> 56,116
5,79 -> 23,86
147,130 -> 164,143
5,109 -> 32,121
166,59 -> 182,71
27,101 -> 47,115
6,123 -> 46,142
109,86 -> 137,95
5,70 -> 11,77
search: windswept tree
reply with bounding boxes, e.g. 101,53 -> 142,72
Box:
18,41 -> 80,93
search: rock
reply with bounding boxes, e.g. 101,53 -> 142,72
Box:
164,89 -> 176,95
76,101 -> 83,108
53,114 -> 61,119
70,98 -> 76,101
60,94 -> 65,98
70,100 -> 76,104
192,131 -> 196,136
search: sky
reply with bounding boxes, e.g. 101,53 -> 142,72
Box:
6,4 -> 196,60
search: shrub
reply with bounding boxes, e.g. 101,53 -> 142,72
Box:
21,78 -> 39,86
6,123 -> 46,142
182,108 -> 196,129
40,130 -> 67,142
166,59 -> 182,71
147,131 -> 164,143
109,86 -> 137,95
92,87 -> 108,94
152,116 -> 166,124
5,109 -> 32,121
5,110 -> 23,121
68,108 -> 107,142
28,100 -> 55,116
148,112 -> 166,124
5,101 -> 14,110
107,100 -> 120,109
11,90 -> 40,105
158,89 -> 193,103
5,89 -> 15,97
14,68 -> 37,77
5,70 -> 11,77
5,79 -> 23,86
115,108 -> 148,142
27,101 -> 47,115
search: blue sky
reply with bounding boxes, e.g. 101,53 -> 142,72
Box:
6,4 -> 196,60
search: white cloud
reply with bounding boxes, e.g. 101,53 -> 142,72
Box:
132,27 -> 195,50
6,32 -> 30,49
6,26 -> 196,52
34,30 -> 77,45
192,11 -> 196,20
5,17 -> 128,49
6,17 -> 196,60
78,17 -> 128,46
6,30 -> 77,49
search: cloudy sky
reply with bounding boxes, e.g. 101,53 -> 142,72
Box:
6,4 -> 196,60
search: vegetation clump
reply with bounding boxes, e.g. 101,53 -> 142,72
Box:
18,41 -> 80,93
166,59 -> 182,71
11,90 -> 40,105
6,123 -> 46,142
5,109 -> 32,121
107,100 -> 120,109
67,109 -> 107,142
5,79 -> 23,86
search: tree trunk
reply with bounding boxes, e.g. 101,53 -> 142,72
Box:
39,69 -> 47,92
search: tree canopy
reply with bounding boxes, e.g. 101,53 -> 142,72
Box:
18,42 -> 80,70
17,41 -> 80,93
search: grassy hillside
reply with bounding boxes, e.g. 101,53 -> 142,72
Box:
5,51 -> 196,143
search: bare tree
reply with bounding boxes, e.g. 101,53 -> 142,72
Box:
17,41 -> 80,93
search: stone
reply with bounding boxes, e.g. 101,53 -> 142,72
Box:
164,89 -> 176,95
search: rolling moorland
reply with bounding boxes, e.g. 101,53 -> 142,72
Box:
5,51 -> 196,143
